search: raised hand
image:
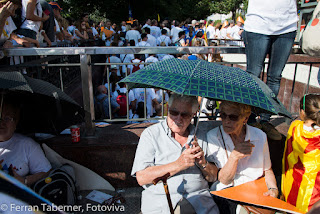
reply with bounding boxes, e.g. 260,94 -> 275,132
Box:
230,140 -> 255,160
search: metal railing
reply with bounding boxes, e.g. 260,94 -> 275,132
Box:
1,46 -> 319,135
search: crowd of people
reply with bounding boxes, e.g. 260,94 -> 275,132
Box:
0,0 -> 245,49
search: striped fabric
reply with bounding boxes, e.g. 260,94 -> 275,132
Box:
282,120 -> 320,213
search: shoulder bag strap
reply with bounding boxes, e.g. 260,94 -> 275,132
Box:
219,126 -> 228,159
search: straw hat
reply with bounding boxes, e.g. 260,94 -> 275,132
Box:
236,16 -> 244,24
221,20 -> 229,28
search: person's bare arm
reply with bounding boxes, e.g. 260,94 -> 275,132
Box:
136,144 -> 201,186
13,169 -> 50,187
25,0 -> 49,22
41,31 -> 51,47
263,168 -> 278,198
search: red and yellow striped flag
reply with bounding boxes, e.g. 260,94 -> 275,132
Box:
282,120 -> 320,213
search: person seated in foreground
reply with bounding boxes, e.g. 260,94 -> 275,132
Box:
131,93 -> 219,214
0,98 -> 51,187
206,101 -> 278,213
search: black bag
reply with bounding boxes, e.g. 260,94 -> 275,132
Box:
33,164 -> 77,205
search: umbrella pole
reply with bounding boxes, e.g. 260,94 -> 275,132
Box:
189,97 -> 204,146
153,173 -> 174,214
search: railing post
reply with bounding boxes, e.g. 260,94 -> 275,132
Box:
80,53 -> 95,136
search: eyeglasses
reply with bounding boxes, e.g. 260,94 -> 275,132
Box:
220,112 -> 240,121
0,116 -> 15,123
169,109 -> 193,119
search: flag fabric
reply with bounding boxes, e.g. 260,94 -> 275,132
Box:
282,120 -> 320,213
157,14 -> 160,22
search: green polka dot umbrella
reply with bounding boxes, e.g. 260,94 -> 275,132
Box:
120,58 -> 291,118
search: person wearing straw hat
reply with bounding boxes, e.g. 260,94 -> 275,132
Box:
131,93 -> 220,214
242,0 -> 298,140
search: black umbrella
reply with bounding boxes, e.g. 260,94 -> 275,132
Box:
0,72 -> 84,134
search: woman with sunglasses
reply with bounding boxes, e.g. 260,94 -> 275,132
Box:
206,101 -> 278,213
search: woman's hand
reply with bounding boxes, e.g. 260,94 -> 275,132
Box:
230,140 -> 255,160
263,188 -> 279,198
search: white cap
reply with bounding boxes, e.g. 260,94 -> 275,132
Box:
191,20 -> 197,25
111,65 -> 117,69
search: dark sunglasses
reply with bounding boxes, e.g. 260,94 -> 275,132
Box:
169,109 -> 193,119
220,112 -> 240,121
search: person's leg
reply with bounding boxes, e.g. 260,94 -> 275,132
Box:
243,31 -> 271,124
260,31 -> 296,123
266,31 -> 296,97
243,31 -> 271,78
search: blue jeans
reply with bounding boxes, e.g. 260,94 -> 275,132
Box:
243,31 -> 295,121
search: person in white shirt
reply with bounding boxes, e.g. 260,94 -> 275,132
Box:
150,19 -> 161,38
206,20 -> 216,41
127,55 -> 144,75
220,21 -> 229,44
105,49 -> 123,78
141,19 -> 151,29
145,54 -> 159,64
156,29 -> 171,46
125,22 -> 141,45
133,88 -> 158,118
0,99 -> 52,187
226,20 -> 234,41
170,20 -> 183,43
17,0 -> 49,40
161,54 -> 174,61
144,27 -> 156,47
137,33 -> 150,59
230,18 -> 244,46
120,45 -> 134,77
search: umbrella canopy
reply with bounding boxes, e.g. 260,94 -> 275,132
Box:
0,72 -> 84,134
120,58 -> 291,118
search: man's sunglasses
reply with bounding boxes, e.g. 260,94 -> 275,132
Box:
169,109 -> 193,119
220,112 -> 240,121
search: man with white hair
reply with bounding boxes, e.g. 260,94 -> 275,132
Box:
131,93 -> 220,214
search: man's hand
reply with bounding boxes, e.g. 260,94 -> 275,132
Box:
175,138 -> 206,170
176,144 -> 198,170
230,140 -> 255,160
191,140 -> 206,167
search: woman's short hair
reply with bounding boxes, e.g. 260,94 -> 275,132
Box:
220,101 -> 251,117
168,93 -> 199,113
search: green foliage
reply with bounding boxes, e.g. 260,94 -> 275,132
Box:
57,0 -> 247,24
58,0 -> 215,24
210,0 -> 246,20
